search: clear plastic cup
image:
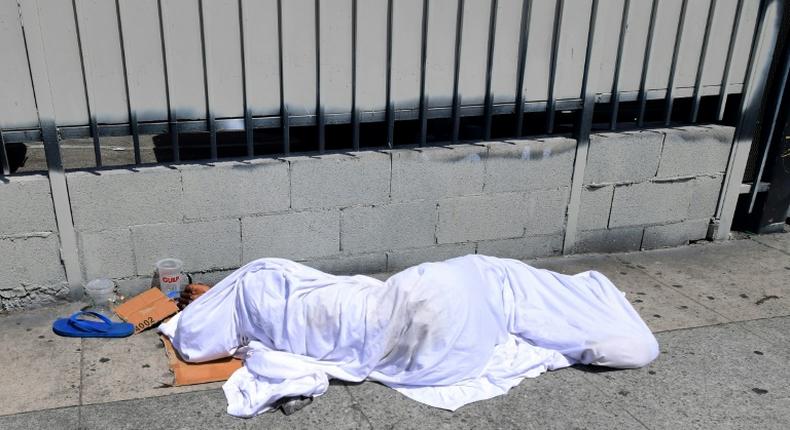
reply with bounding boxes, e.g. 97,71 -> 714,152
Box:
85,278 -> 116,313
156,258 -> 185,299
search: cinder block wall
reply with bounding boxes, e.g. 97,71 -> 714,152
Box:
0,125 -> 735,308
66,136 -> 576,298
0,175 -> 68,310
576,125 -> 732,253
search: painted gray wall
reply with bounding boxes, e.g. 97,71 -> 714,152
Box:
0,175 -> 68,311
0,0 -> 759,129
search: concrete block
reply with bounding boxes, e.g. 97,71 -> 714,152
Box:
179,159 -> 289,220
79,228 -> 136,279
689,175 -> 723,220
131,219 -> 241,275
437,189 -> 568,243
189,269 -> 237,286
523,189 -> 570,236
579,186 -> 614,231
484,137 -> 576,193
68,166 -> 183,231
657,125 -> 734,177
342,202 -> 436,253
642,219 -> 710,249
575,227 -> 644,254
300,253 -> 387,275
391,144 -> 486,202
242,210 -> 340,261
1,283 -> 71,311
477,234 -> 564,260
438,193 -> 526,243
585,130 -> 664,184
0,175 -> 57,236
0,233 -> 65,289
484,137 -> 575,193
386,243 -> 476,271
609,181 -> 692,228
289,151 -> 390,209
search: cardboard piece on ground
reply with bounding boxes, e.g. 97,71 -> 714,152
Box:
114,288 -> 179,334
160,335 -> 242,386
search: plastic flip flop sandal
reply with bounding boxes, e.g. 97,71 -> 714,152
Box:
52,311 -> 134,338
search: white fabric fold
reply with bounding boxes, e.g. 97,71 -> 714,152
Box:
159,255 -> 658,417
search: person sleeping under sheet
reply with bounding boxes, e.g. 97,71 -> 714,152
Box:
159,254 -> 658,418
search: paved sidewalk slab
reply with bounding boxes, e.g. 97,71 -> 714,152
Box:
81,330 -> 223,405
621,240 -> 790,322
0,407 -> 79,429
531,254 -> 728,332
345,369 -> 644,430
79,380 -> 365,430
0,302 -> 82,415
751,229 -> 790,254
581,317 -> 790,429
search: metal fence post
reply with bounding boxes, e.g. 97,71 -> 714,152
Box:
198,0 -> 218,161
483,0 -> 498,141
513,0 -> 532,137
450,0 -> 465,145
0,129 -> 9,176
563,0 -> 600,254
115,0 -> 141,165
18,0 -> 84,294
157,0 -> 180,162
72,0 -> 102,167
715,0 -> 785,240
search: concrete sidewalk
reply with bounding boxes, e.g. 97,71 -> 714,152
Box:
1,231 -> 789,429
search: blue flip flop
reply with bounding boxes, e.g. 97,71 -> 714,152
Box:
52,311 -> 134,338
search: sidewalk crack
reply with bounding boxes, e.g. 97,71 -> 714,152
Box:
343,385 -> 374,429
750,236 -> 790,257
77,337 -> 84,427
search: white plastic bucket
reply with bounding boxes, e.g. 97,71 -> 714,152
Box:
156,258 -> 185,298
85,278 -> 116,310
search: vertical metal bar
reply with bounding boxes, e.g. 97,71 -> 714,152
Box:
418,0 -> 429,147
198,0 -> 217,161
609,0 -> 630,131
351,0 -> 360,151
514,0 -> 532,137
157,0 -> 180,162
715,0 -> 783,240
545,0 -> 563,134
748,39 -> 790,212
754,106 -> 790,232
716,0 -> 744,122
277,0 -> 289,154
385,0 -> 394,148
315,0 -> 325,153
115,0 -> 140,165
72,0 -> 102,167
19,0 -> 83,292
0,130 -> 9,176
563,0 -> 600,254
663,0 -> 688,126
636,0 -> 659,128
483,0 -> 498,141
239,0 -> 253,157
690,0 -> 717,123
451,0 -> 465,145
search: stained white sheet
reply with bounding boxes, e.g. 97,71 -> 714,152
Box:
159,255 -> 658,417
